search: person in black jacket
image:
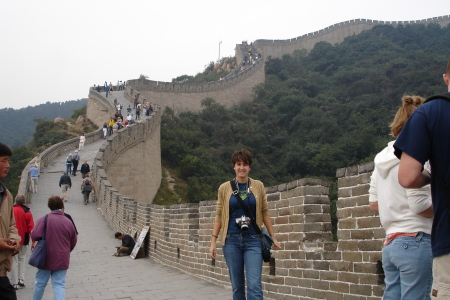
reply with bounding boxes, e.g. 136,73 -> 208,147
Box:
113,232 -> 135,256
59,172 -> 72,202
80,160 -> 90,179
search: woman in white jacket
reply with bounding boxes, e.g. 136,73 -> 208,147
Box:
369,95 -> 433,300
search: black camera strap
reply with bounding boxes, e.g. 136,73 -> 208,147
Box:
230,179 -> 263,236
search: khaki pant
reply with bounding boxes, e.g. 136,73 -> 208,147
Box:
116,246 -> 130,255
431,253 -> 450,298
30,177 -> 38,193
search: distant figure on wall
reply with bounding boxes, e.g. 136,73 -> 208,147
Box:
102,123 -> 108,139
78,133 -> 85,151
71,151 -> 80,176
80,160 -> 90,179
28,164 -> 39,193
80,174 -> 94,205
59,171 -> 72,202
108,119 -> 115,135
65,153 -> 73,175
136,105 -> 141,120
105,85 -> 110,97
369,95 -> 433,299
113,232 -> 135,257
10,195 -> 35,290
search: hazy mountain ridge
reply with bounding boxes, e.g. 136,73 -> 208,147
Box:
0,99 -> 88,148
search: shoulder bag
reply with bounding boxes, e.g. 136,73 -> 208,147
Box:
29,214 -> 48,268
230,179 -> 273,262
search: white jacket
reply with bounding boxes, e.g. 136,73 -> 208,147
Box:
369,141 -> 432,235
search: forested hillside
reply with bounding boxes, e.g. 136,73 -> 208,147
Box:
2,102 -> 95,196
0,99 -> 88,147
161,23 -> 450,204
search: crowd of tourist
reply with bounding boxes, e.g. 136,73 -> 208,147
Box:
223,41 -> 262,80
100,95 -> 154,138
93,80 -> 127,97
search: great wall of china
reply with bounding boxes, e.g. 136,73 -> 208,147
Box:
19,16 -> 450,299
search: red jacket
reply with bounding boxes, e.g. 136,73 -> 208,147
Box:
13,204 -> 34,245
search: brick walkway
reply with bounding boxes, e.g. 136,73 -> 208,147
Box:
14,92 -> 230,299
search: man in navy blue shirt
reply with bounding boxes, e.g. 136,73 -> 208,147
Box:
394,58 -> 450,299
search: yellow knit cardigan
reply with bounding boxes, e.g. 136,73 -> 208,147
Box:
214,178 -> 270,246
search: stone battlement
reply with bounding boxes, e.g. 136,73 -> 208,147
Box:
255,16 -> 450,58
124,58 -> 265,113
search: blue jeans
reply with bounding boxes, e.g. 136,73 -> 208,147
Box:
222,233 -> 263,300
33,269 -> 67,300
65,163 -> 72,175
382,232 -> 433,299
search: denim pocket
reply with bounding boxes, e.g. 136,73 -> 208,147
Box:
391,236 -> 420,250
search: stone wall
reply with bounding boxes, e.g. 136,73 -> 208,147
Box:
125,57 -> 265,113
86,89 -> 117,128
92,105 -> 162,205
254,16 -> 450,58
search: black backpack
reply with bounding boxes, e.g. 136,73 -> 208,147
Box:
425,92 -> 450,103
82,179 -> 92,192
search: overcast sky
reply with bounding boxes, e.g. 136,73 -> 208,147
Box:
1,1 -> 449,109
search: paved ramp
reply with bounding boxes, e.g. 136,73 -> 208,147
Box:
15,93 -> 230,299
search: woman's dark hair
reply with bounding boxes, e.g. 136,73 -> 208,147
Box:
0,142 -> 12,157
48,196 -> 64,211
231,149 -> 252,166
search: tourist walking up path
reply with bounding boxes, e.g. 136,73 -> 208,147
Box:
16,139 -> 229,299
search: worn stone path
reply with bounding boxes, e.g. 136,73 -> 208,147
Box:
14,92 -> 230,299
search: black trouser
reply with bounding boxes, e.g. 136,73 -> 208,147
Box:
0,276 -> 17,300
72,160 -> 79,175
83,191 -> 91,203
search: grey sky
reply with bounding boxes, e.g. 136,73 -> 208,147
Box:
1,0 -> 448,109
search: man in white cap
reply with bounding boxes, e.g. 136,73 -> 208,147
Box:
71,151 -> 80,176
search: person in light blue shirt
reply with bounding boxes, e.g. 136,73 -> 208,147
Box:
28,165 -> 39,193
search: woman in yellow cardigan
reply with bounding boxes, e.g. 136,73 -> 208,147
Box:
210,149 -> 281,300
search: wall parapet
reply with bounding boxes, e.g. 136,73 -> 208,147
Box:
254,16 -> 450,60
255,16 -> 450,46
86,89 -> 117,128
126,58 -> 263,94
